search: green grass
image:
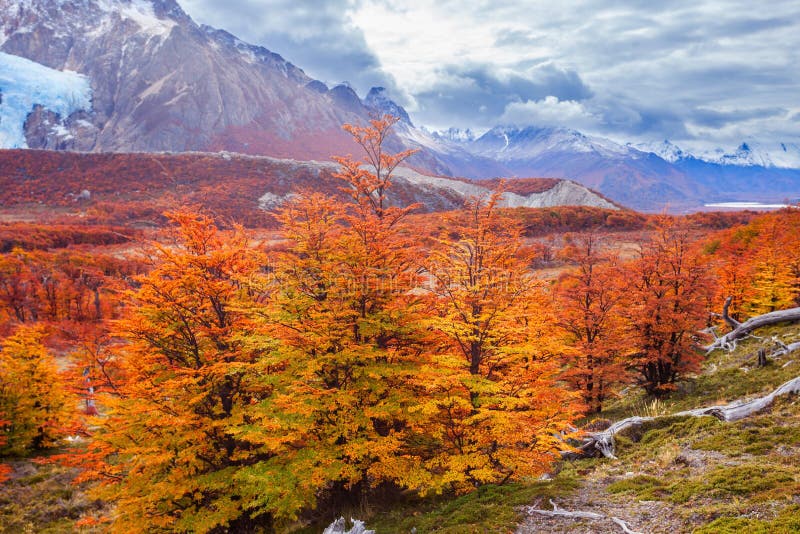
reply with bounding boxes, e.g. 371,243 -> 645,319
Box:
365,469 -> 580,534
693,505 -> 800,534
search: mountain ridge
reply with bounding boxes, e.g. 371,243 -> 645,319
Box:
1,0 -> 799,211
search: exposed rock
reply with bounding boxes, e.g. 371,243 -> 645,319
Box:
364,86 -> 412,125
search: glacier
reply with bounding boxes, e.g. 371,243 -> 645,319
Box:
0,51 -> 92,148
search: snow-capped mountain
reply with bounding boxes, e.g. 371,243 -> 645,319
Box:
470,126 -> 633,160
630,140 -> 687,163
1,0 -> 798,212
0,0 -> 366,156
698,142 -> 800,169
451,126 -> 705,209
636,140 -> 800,169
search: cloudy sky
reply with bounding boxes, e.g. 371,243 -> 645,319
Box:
180,0 -> 800,150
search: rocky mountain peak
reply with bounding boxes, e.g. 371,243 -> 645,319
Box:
329,83 -> 363,113
364,87 -> 412,126
433,127 -> 476,144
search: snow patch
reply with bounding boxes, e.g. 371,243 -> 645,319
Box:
95,0 -> 177,37
632,140 -> 686,162
0,52 -> 92,148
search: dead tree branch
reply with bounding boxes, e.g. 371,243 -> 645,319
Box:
569,374 -> 800,459
705,305 -> 800,353
525,500 -> 643,534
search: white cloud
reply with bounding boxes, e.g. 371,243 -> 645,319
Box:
500,96 -> 600,130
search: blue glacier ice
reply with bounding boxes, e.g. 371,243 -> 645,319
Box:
0,52 -> 92,148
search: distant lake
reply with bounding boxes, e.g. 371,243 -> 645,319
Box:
704,201 -> 795,209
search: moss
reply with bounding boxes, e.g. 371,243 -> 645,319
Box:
610,415 -> 722,460
704,465 -> 796,498
607,464 -> 798,505
694,505 -> 800,534
693,411 -> 800,455
607,474 -> 669,501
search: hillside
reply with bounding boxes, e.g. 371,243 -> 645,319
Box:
0,149 -> 618,226
363,320 -> 800,533
2,294 -> 797,533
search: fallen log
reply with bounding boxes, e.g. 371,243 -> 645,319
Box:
565,304 -> 800,455
705,305 -> 800,353
572,374 -> 800,459
676,375 -> 800,422
525,499 -> 643,534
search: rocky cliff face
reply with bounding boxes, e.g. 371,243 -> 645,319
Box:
0,0 -> 369,158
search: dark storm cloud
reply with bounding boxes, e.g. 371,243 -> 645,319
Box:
414,63 -> 593,128
692,107 -> 788,129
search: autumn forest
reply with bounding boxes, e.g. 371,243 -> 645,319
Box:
2,117 -> 800,532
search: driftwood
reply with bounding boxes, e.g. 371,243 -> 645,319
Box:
771,338 -> 800,358
676,375 -> 800,422
572,374 -> 800,459
705,305 -> 800,353
322,518 -> 374,534
525,499 -> 643,534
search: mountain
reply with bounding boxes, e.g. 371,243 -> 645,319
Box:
364,87 -> 412,125
636,139 -> 800,169
2,0 -> 799,212
407,126 -> 708,210
0,0 -> 371,158
423,126 -> 800,210
0,0 -> 509,184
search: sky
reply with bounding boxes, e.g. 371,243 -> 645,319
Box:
179,0 -> 800,150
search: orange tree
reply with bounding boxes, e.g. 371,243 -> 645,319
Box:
241,116 -> 434,518
621,217 -> 713,394
555,234 -> 626,413
419,192 -> 580,491
0,324 -> 73,456
745,214 -> 798,315
73,210 -> 278,533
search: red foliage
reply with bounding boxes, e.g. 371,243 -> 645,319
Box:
513,206 -> 648,236
0,223 -> 137,252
